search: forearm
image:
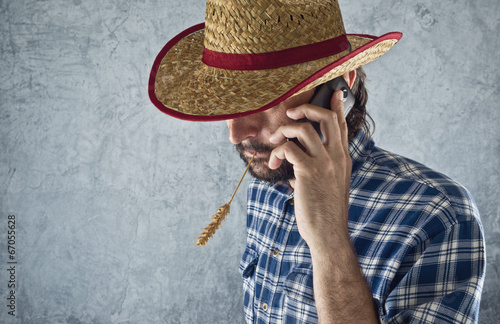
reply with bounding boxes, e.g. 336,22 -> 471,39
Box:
310,230 -> 379,324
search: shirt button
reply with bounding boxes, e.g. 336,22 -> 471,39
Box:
262,303 -> 269,311
289,198 -> 294,206
273,248 -> 280,257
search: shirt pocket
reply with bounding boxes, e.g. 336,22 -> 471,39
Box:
284,267 -> 315,305
283,267 -> 318,323
240,247 -> 259,323
239,247 -> 258,278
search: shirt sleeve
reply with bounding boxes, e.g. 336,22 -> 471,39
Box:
379,218 -> 486,324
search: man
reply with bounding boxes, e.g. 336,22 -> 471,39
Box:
149,1 -> 485,323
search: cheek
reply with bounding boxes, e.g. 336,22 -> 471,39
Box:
269,90 -> 314,129
265,105 -> 295,134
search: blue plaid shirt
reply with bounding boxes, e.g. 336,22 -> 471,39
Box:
240,131 -> 485,323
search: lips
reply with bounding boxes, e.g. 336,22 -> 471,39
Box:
237,142 -> 274,158
245,150 -> 269,159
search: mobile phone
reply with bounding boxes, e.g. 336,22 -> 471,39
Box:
290,76 -> 354,147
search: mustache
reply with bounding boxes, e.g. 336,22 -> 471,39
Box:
235,142 -> 276,154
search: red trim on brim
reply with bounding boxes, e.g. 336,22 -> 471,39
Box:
148,23 -> 206,121
149,23 -> 402,122
202,34 -> 349,70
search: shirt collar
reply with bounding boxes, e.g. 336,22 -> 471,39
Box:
349,130 -> 375,177
254,179 -> 294,198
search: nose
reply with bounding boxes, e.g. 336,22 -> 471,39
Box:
226,115 -> 260,144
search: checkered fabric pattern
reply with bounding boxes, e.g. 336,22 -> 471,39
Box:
240,131 -> 485,323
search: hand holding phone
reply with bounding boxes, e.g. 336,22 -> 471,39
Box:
290,76 -> 354,147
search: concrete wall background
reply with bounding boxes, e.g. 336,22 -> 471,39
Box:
0,0 -> 498,323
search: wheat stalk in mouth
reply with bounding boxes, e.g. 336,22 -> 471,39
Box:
196,153 -> 256,246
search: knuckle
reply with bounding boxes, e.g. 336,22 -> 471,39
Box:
327,110 -> 338,123
301,122 -> 316,136
340,118 -> 348,130
283,140 -> 296,150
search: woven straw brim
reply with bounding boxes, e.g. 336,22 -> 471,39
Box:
150,24 -> 402,121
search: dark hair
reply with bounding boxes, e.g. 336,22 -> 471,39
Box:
346,67 -> 374,140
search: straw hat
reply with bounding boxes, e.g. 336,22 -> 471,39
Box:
149,0 -> 402,121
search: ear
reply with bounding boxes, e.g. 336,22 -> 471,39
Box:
342,70 -> 357,89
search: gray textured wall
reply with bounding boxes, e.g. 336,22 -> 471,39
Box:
0,0 -> 498,323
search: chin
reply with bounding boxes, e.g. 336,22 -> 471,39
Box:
235,143 -> 295,183
248,159 -> 295,183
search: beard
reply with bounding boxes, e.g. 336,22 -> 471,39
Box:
235,142 -> 295,183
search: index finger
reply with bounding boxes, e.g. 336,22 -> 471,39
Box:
329,90 -> 350,157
